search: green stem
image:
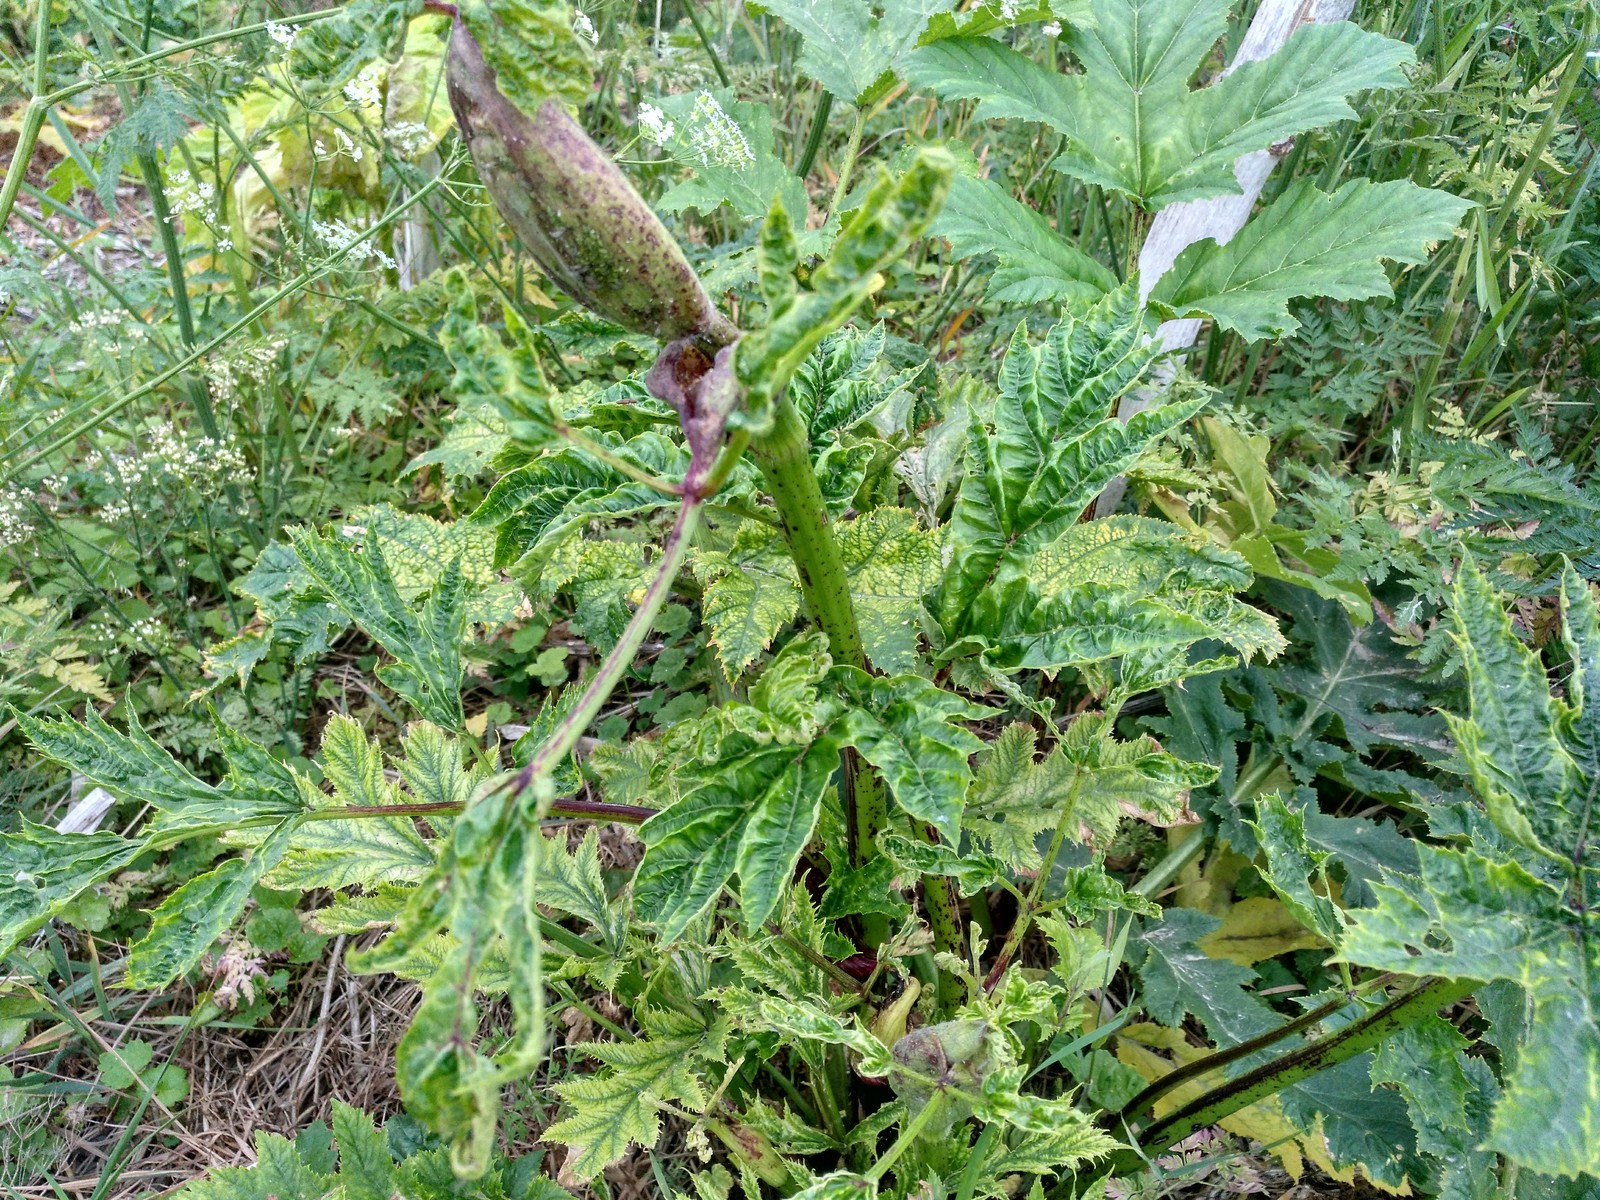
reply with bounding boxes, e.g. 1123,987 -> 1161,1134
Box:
2,172 -> 450,482
867,1094 -> 946,1184
1081,977 -> 1476,1187
796,90 -> 835,179
520,492 -> 703,788
829,108 -> 867,218
749,397 -> 902,950
983,768 -> 1088,991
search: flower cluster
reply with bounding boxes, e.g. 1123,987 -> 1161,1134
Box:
167,169 -> 217,219
66,309 -> 150,358
206,337 -> 287,402
266,21 -> 298,53
87,419 -> 252,522
573,9 -> 597,43
0,484 -> 34,546
314,126 -> 365,164
343,62 -> 384,110
685,92 -> 753,170
385,120 -> 433,159
310,218 -> 397,271
637,103 -> 675,144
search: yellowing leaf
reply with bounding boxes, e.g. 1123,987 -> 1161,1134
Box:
1196,896 -> 1328,967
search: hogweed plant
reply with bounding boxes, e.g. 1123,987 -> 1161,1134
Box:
5,0 -> 1600,1197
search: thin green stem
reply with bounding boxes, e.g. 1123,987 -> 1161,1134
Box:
2,172 -> 450,481
867,1093 -> 946,1184
829,108 -> 868,217
796,90 -> 835,179
518,491 -> 704,789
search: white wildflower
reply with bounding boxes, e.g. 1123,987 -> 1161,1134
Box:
266,21 -> 298,52
573,9 -> 597,42
999,0 -> 1021,20
167,169 -> 216,218
343,62 -> 383,110
335,126 -> 364,163
311,218 -> 397,271
385,120 -> 433,158
1043,20 -> 1062,36
685,92 -> 753,170
637,102 -> 675,143
0,484 -> 33,546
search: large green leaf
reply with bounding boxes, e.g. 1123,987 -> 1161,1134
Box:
759,0 -> 959,106
932,175 -> 1117,305
738,150 -> 954,422
1149,178 -> 1473,340
0,823 -> 147,957
635,741 -> 837,937
127,819 -> 302,988
289,526 -> 467,729
1448,558 -> 1587,868
260,716 -> 437,891
835,668 -> 990,841
907,0 -> 1415,209
544,1008 -> 725,1177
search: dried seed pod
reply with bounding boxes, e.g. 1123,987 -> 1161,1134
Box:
446,19 -> 735,347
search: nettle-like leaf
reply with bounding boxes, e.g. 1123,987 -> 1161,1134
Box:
759,0 -> 961,107
357,774 -> 545,1178
695,508 -> 941,681
289,525 -> 468,729
1341,561 -> 1600,1179
250,716 -> 440,892
963,716 -> 1213,873
0,823 -> 147,958
738,150 -> 954,422
907,0 -> 1414,210
1149,179 -> 1474,339
214,504 -> 518,689
544,1007 -> 728,1178
472,434 -> 683,576
835,667 -> 991,842
934,292 -> 1281,675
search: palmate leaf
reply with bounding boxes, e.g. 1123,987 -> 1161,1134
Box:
907,0 -> 1414,210
544,1007 -> 726,1178
1150,179 -> 1474,339
470,434 -> 683,576
937,291 -> 1169,622
758,0 -> 960,107
969,575 -> 1284,673
931,175 -> 1117,306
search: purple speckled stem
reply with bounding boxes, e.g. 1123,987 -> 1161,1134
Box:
515,464 -> 708,802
